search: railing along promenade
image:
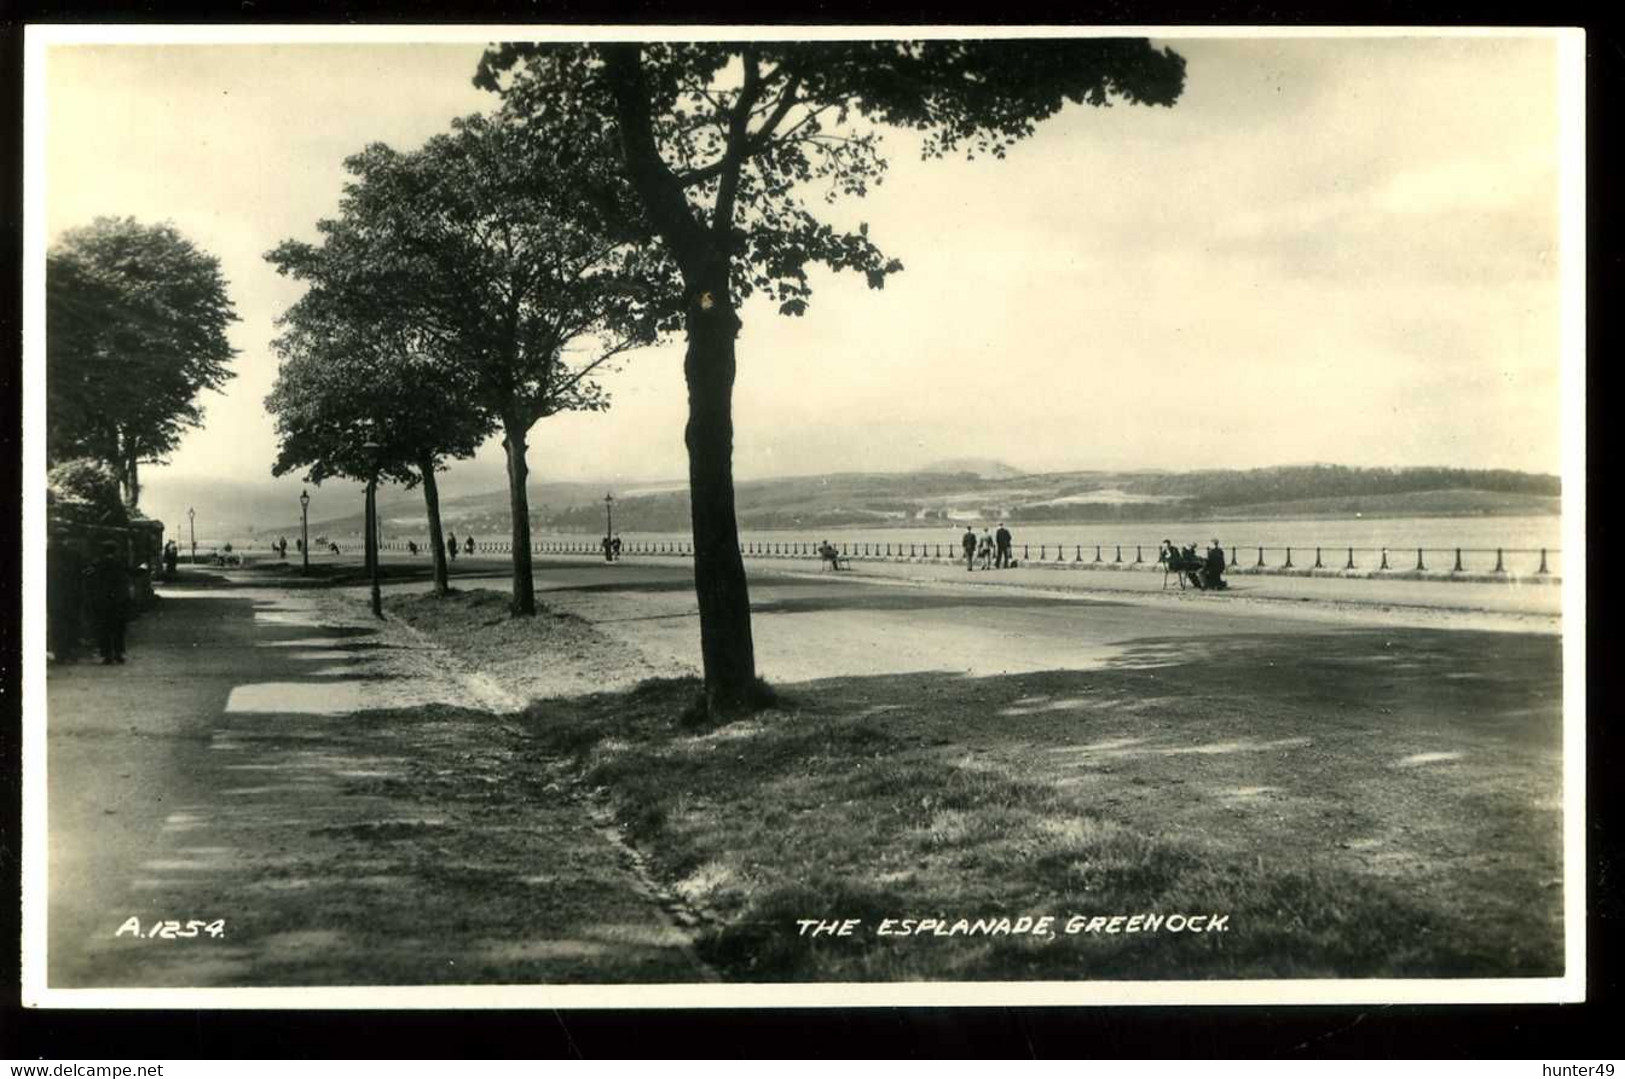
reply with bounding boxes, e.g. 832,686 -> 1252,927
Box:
377,537 -> 1562,582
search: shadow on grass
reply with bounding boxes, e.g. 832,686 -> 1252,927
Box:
515,624 -> 1563,982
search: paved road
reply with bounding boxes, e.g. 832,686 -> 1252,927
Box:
365,545 -> 1563,616
350,550 -> 1561,688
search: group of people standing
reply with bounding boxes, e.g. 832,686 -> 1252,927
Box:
961,524 -> 1015,571
439,532 -> 477,561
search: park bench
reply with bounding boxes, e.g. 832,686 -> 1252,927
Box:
1161,550 -> 1227,591
1161,551 -> 1203,590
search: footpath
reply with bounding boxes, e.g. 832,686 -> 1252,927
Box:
43,569 -> 710,990
781,555 -> 1564,631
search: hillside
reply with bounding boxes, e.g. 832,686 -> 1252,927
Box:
273,464 -> 1560,541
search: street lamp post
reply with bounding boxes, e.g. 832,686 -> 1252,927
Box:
299,489 -> 311,574
187,507 -> 196,563
364,441 -> 382,619
604,492 -> 615,562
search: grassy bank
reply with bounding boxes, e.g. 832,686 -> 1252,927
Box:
396,588 -> 1564,983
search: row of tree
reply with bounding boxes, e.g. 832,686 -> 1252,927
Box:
265,114 -> 669,611
267,38 -> 1187,718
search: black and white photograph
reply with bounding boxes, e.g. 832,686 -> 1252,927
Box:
20,24 -> 1585,1007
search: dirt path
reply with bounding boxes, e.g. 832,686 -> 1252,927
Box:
46,575 -> 710,987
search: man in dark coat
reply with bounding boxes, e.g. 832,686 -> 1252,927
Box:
1182,542 -> 1205,590
85,540 -> 131,664
446,532 -> 458,563
1204,539 -> 1227,590
961,526 -> 978,572
995,524 -> 1012,569
48,537 -> 87,662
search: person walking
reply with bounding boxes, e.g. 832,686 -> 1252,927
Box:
465,534 -> 476,555
995,523 -> 1012,569
446,532 -> 459,564
84,540 -> 131,665
611,534 -> 623,561
978,529 -> 995,570
961,526 -> 978,572
601,534 -> 614,562
162,539 -> 179,579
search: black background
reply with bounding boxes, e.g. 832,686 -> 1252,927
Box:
0,0 -> 1616,1059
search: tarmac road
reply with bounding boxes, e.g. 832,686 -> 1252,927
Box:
356,550 -> 1561,688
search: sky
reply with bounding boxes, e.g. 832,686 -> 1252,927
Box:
37,31 -> 1572,527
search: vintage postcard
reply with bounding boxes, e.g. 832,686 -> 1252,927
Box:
20,23 -> 1586,1008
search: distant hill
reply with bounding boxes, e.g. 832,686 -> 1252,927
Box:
257,463 -> 1561,542
916,458 -> 1026,480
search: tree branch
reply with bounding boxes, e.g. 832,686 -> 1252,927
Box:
602,44 -> 713,272
673,68 -> 805,193
712,48 -> 763,238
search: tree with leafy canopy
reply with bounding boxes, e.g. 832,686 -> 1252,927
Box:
264,286 -> 493,597
47,216 -> 238,509
47,458 -> 130,528
476,37 -> 1186,716
266,113 -> 671,616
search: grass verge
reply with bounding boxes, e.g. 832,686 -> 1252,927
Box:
515,624 -> 1562,982
384,584 -> 1562,983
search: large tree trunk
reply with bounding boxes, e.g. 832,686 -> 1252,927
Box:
603,46 -> 760,716
122,452 -> 140,510
363,485 -> 376,575
502,418 -> 536,617
419,454 -> 450,596
682,274 -> 758,715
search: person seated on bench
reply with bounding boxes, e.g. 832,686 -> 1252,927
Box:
1203,539 -> 1228,590
1181,543 -> 1206,590
1159,539 -> 1182,587
818,540 -> 847,571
